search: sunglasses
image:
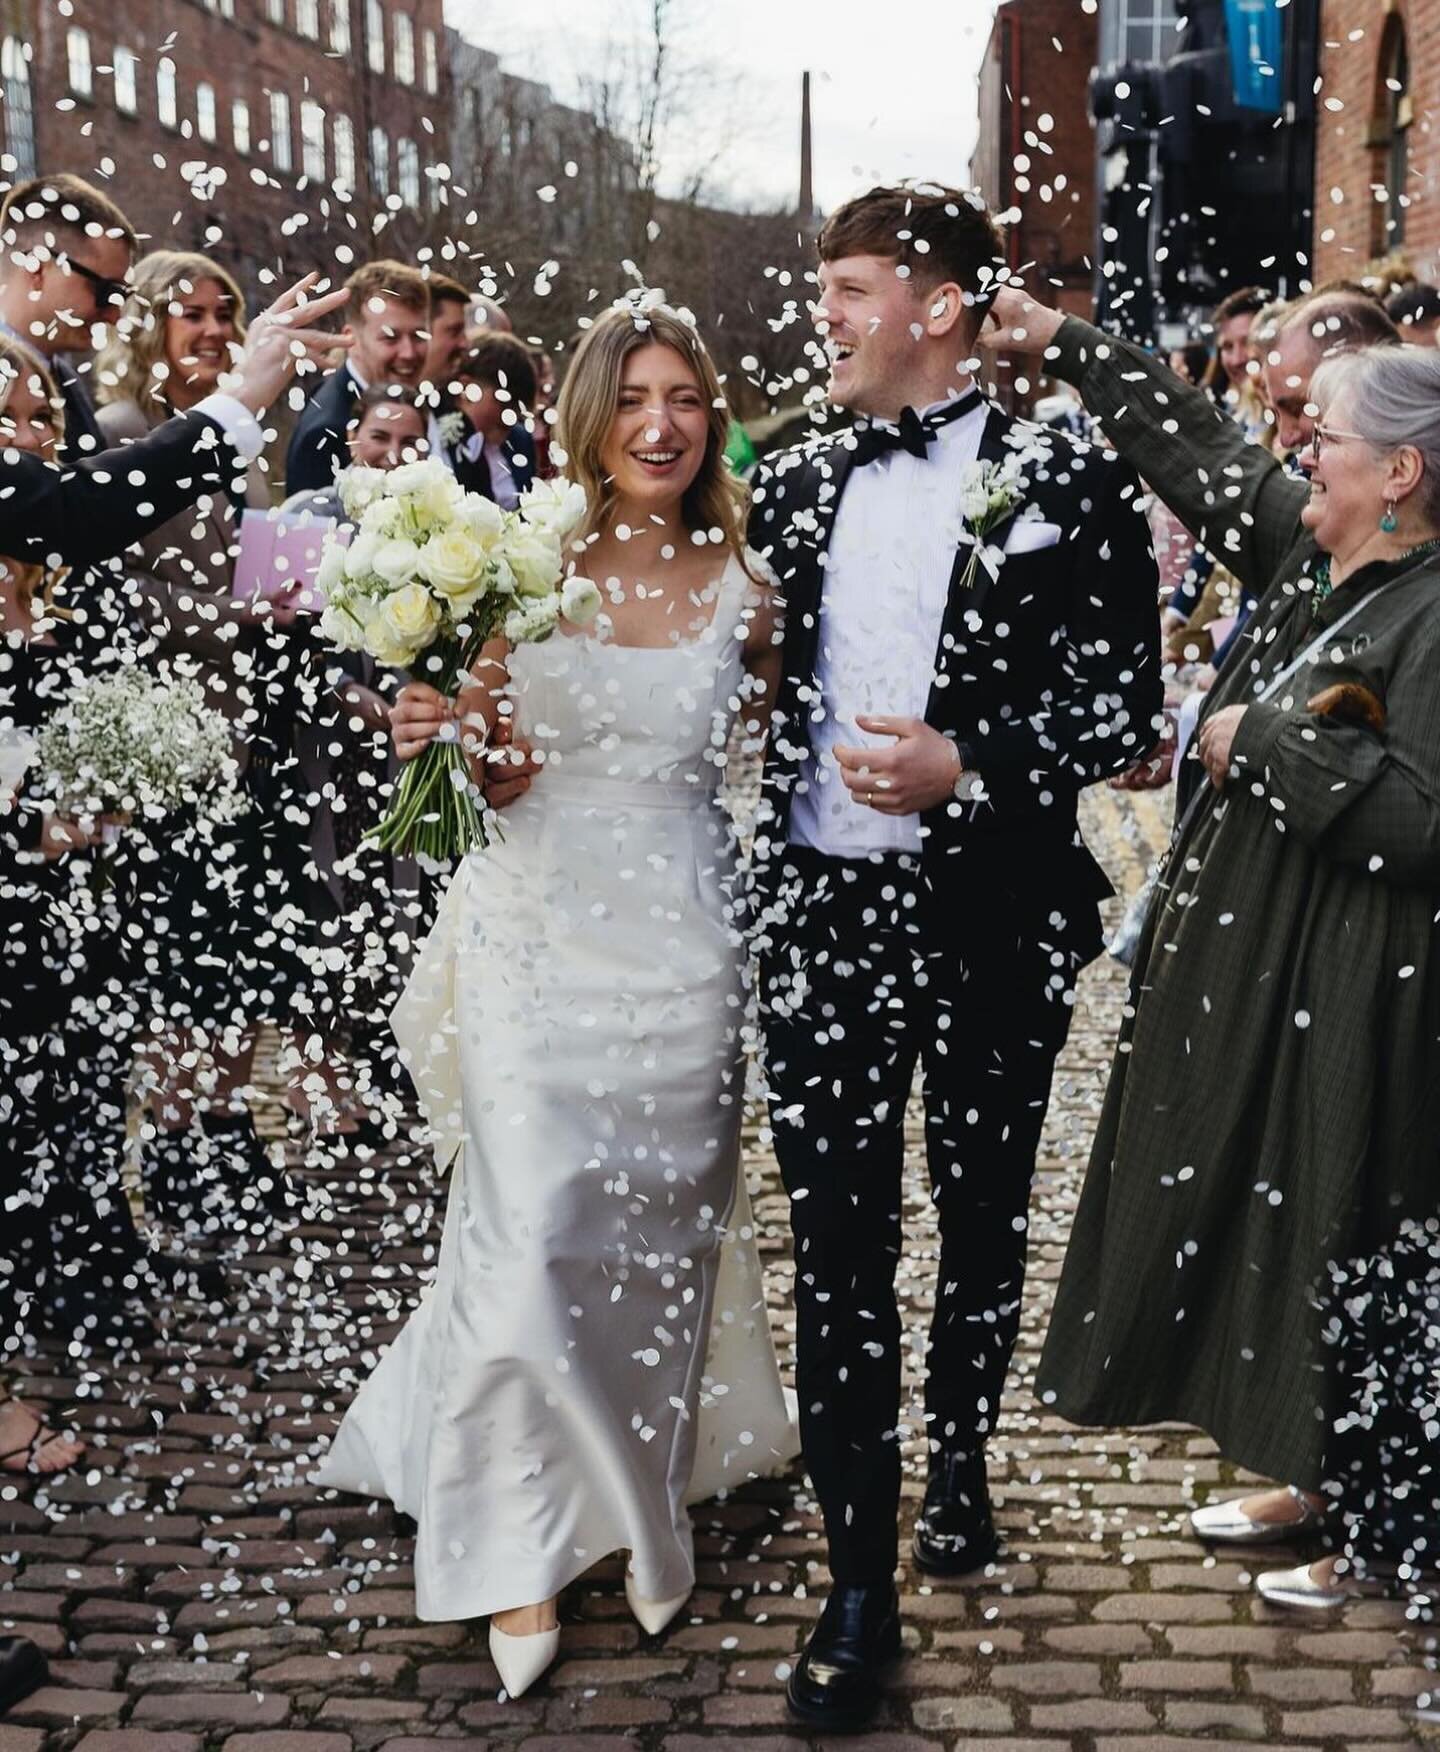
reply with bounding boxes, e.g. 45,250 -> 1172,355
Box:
62,256 -> 132,309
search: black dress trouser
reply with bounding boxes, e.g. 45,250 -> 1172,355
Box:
760,846 -> 1080,1584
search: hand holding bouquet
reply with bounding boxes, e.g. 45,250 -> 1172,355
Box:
316,461 -> 600,859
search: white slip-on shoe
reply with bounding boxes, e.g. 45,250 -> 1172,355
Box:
625,1570 -> 691,1637
1254,1560 -> 1354,1612
1189,1486 -> 1326,1545
488,1620 -> 560,1698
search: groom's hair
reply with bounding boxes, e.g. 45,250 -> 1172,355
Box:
819,184 -> 1005,305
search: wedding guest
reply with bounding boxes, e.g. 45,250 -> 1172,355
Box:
284,384 -> 430,519
422,274 -> 469,389
989,291 -> 1440,1613
1387,283 -> 1440,346
0,275 -> 350,570
466,291 -> 511,335
443,332 -> 537,507
0,174 -> 136,459
286,260 -> 429,494
95,252 -> 356,1247
1202,284 -> 1269,415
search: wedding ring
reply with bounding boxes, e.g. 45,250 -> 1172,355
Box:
863,789 -> 874,806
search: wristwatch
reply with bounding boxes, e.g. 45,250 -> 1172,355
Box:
952,739 -> 985,802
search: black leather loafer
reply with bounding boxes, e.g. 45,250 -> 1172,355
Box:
0,1634 -> 48,1712
912,1449 -> 1000,1576
785,1581 -> 902,1732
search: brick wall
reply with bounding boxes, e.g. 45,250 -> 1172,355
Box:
0,0 -> 449,300
971,0 -> 1098,312
1315,0 -> 1440,284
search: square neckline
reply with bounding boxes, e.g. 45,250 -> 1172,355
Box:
549,553 -> 744,653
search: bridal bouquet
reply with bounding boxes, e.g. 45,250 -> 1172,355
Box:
316,460 -> 598,859
36,663 -> 241,829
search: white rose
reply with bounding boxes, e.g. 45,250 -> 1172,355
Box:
320,593 -> 369,652
338,465 -> 385,519
456,491 -> 507,550
375,581 -> 441,659
315,539 -> 349,599
960,484 -> 989,523
519,476 -> 588,541
420,527 -> 489,606
560,575 -> 602,626
506,525 -> 563,598
503,593 -> 561,644
343,530 -> 382,581
372,537 -> 424,588
359,496 -> 403,537
387,458 -> 450,498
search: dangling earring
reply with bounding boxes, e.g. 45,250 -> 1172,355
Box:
1381,499 -> 1400,534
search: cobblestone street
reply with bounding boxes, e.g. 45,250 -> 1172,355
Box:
3,788 -> 1434,1751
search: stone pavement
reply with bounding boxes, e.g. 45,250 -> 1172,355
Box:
3,787 -> 1434,1752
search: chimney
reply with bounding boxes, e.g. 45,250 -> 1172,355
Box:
799,69 -> 814,220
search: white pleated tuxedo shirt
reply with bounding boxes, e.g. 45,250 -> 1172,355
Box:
788,392 -> 989,858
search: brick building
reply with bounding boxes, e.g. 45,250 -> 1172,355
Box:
1313,0 -> 1440,285
0,0 -> 449,296
970,0 -> 1099,322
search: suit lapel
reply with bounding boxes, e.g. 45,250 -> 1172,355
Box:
782,438 -> 857,687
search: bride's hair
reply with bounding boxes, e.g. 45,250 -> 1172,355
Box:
556,303 -> 752,569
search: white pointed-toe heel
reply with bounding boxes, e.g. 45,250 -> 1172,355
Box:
625,1571 -> 691,1637
488,1620 -> 560,1698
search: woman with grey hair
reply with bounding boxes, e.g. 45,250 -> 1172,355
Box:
985,290 -> 1440,1613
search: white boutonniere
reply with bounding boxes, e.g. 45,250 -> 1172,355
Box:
957,454 -> 1028,589
436,410 -> 467,449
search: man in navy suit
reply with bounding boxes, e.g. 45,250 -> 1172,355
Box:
0,173 -> 135,463
444,332 -> 537,507
285,259 -> 429,494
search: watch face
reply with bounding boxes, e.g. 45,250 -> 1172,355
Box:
954,770 -> 985,803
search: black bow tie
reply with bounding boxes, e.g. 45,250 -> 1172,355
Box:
849,390 -> 983,468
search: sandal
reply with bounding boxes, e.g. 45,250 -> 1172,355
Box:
0,1400 -> 86,1476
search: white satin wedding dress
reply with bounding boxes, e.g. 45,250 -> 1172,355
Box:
315,552 -> 798,1621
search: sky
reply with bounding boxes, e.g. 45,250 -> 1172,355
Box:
447,0 -> 1001,213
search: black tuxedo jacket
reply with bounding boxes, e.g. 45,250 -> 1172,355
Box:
52,355 -> 106,464
285,364 -> 361,495
447,424 -> 537,503
0,408 -> 245,570
747,404 -> 1162,953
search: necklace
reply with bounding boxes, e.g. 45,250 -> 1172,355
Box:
1308,536 -> 1440,621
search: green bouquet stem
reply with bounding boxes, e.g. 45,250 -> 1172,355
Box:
366,734 -> 488,860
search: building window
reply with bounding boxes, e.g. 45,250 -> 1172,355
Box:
397,135 -> 419,204
196,81 -> 217,142
232,96 -> 251,154
157,56 -> 178,128
369,124 -> 389,194
329,0 -> 351,54
113,45 -> 138,115
333,112 -> 356,188
422,26 -> 437,94
66,27 -> 92,98
1,38 -> 36,178
270,90 -> 293,171
392,11 -> 414,83
265,0 -> 285,22
301,99 -> 326,179
1372,13 -> 1411,252
366,0 -> 384,72
297,0 -> 319,36
1100,0 -> 1175,68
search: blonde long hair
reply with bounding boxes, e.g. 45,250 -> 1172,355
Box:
0,337 -> 64,622
556,301 -> 752,569
95,249 -> 248,423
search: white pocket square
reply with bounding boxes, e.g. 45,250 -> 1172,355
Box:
1003,519 -> 1063,554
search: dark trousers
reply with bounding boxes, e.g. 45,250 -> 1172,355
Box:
760,846 -> 1079,1584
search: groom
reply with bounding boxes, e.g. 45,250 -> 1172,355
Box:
747,184 -> 1162,1731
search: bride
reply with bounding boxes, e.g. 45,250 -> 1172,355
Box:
314,298 -> 797,1697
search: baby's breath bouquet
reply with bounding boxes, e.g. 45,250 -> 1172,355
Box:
37,663 -> 241,826
317,460 -> 599,859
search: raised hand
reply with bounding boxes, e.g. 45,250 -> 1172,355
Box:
979,286 -> 1066,360
833,715 -> 962,815
391,682 -> 452,762
223,274 -> 352,416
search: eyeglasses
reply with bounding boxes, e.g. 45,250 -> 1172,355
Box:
61,256 -> 132,310
1310,423 -> 1367,464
